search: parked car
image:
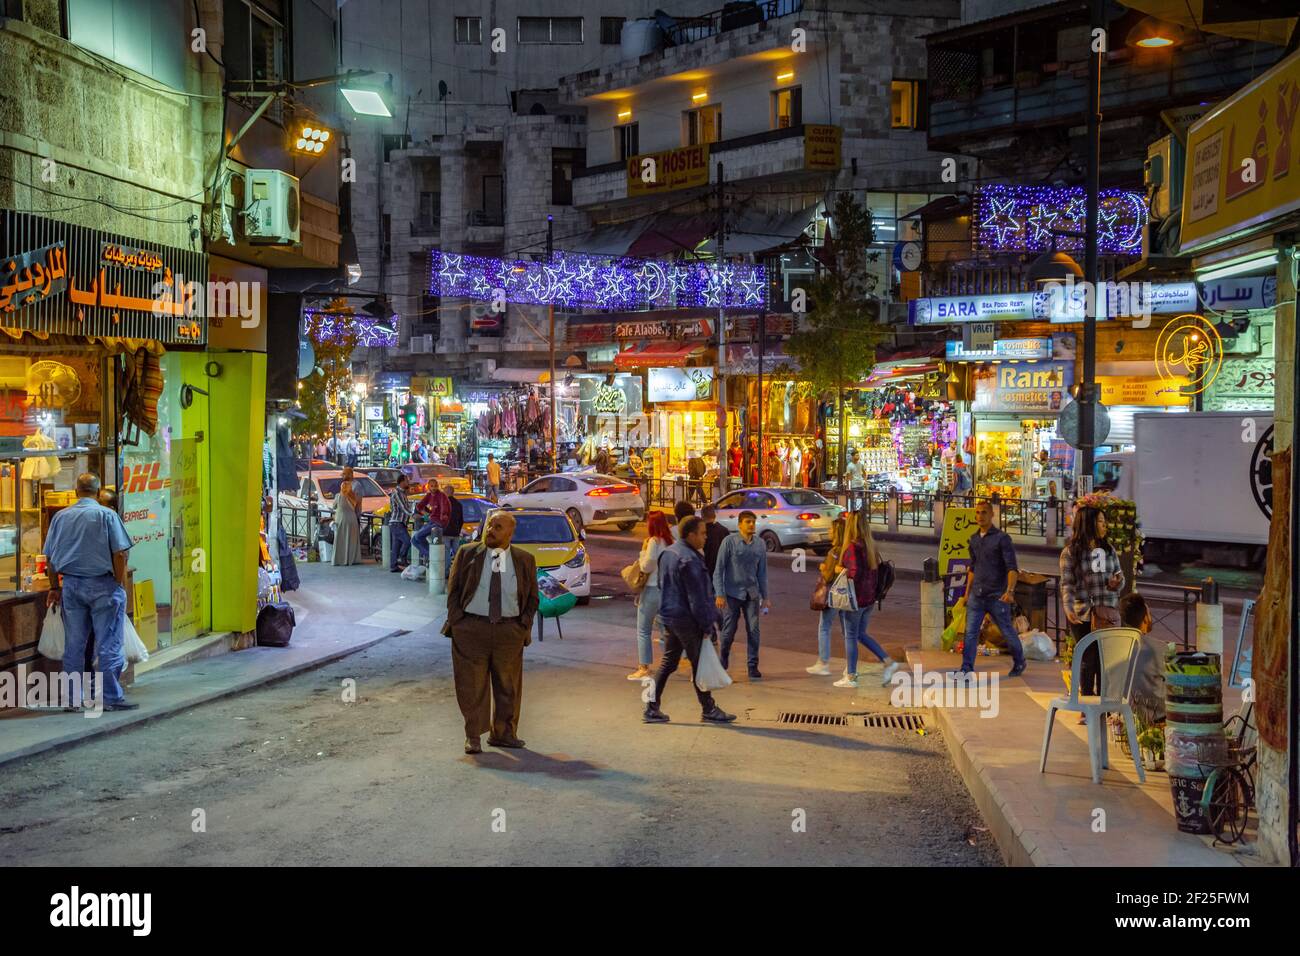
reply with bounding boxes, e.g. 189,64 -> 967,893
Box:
711,487 -> 844,553
499,473 -> 644,533
280,471 -> 389,516
359,466 -> 404,494
399,462 -> 472,496
477,507 -> 590,601
455,495 -> 496,542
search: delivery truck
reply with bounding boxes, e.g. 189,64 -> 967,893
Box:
1093,411 -> 1273,569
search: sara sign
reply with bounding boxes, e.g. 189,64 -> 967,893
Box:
971,360 -> 1072,413
647,366 -> 714,403
626,144 -> 710,196
945,338 -> 1053,361
1181,48 -> 1300,253
909,283 -> 1197,325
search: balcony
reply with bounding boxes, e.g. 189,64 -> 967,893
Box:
655,0 -> 804,46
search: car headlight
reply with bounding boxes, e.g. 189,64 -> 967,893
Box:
563,548 -> 587,568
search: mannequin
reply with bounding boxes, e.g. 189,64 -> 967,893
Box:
765,443 -> 781,485
748,437 -> 760,485
788,440 -> 803,489
777,439 -> 791,486
728,440 -> 742,479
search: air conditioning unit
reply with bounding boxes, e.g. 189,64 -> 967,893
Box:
244,169 -> 300,244
1144,135 -> 1184,221
409,334 -> 433,354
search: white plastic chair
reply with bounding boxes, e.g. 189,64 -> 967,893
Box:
1039,626 -> 1146,784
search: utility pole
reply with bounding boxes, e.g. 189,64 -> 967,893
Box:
757,307 -> 765,487
714,162 -> 728,495
548,215 -> 558,474
1080,0 -> 1104,482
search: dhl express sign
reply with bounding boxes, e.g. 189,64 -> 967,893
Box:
627,144 -> 709,196
1180,48 -> 1300,253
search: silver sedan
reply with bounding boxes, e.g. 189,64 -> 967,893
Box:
711,487 -> 844,553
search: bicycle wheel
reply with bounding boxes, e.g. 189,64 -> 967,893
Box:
1205,767 -> 1249,845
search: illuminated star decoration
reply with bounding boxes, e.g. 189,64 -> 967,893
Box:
979,196 -> 1022,247
438,253 -> 466,286
1097,202 -> 1120,245
544,259 -> 578,306
974,185 -> 1147,255
302,310 -> 398,348
598,268 -> 633,307
1026,205 -> 1059,244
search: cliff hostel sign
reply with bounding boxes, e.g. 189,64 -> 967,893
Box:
1,210 -> 208,344
804,125 -> 841,171
626,144 -> 710,196
1180,49 -> 1300,253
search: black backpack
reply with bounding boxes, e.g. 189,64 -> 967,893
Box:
874,559 -> 896,609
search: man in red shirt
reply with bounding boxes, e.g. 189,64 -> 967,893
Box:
413,479 -> 451,566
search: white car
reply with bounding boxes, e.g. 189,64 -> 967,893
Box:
499,473 -> 645,533
712,487 -> 844,553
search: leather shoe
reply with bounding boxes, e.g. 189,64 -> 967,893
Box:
1008,662 -> 1027,678
643,706 -> 670,723
701,706 -> 736,723
748,667 -> 763,680
464,737 -> 482,755
105,701 -> 139,711
487,735 -> 526,749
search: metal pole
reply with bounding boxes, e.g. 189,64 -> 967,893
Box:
757,307 -> 765,487
548,216 -> 558,474
1081,0 -> 1103,479
715,162 -> 727,497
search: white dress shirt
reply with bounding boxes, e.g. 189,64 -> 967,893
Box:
465,547 -> 519,617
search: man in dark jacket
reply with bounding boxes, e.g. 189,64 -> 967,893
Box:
444,489 -> 465,577
701,504 -> 729,575
413,479 -> 451,567
643,516 -> 736,725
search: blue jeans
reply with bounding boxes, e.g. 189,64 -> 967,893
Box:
446,534 -> 463,576
61,574 -> 127,706
961,592 -> 1026,671
412,521 -> 441,562
636,584 -> 662,666
842,607 -> 888,675
817,605 -> 843,662
389,522 -> 411,569
719,594 -> 761,669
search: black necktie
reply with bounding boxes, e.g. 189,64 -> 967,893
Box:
488,554 -> 503,623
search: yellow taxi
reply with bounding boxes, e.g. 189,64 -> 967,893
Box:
400,463 -> 472,497
479,507 -> 590,602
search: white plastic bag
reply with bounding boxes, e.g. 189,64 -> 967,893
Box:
38,605 -> 65,659
828,569 -> 858,611
1022,630 -> 1055,661
124,614 -> 150,664
694,636 -> 733,692
401,564 -> 427,581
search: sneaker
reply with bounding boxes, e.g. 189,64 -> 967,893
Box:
832,674 -> 859,688
805,661 -> 832,676
626,665 -> 652,681
880,660 -> 902,686
948,669 -> 974,682
643,706 -> 670,723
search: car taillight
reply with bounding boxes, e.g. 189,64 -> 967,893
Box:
797,512 -> 819,520
586,488 -> 611,497
589,484 -> 635,496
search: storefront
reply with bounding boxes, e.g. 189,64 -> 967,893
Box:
723,343 -> 820,488
644,365 -> 721,488
568,373 -> 648,470
969,358 -> 1073,499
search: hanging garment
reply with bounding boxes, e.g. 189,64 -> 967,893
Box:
20,431 -> 60,480
783,383 -> 795,434
788,444 -> 802,488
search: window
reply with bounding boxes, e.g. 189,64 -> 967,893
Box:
510,514 -> 577,543
455,16 -> 482,44
67,0 -> 190,90
523,478 -> 552,494
417,191 -> 439,232
891,80 -> 924,129
771,86 -> 802,130
615,122 -> 639,161
551,148 -> 583,205
780,490 -> 831,507
742,491 -> 776,509
518,16 -> 583,44
716,493 -> 746,510
550,477 -> 577,493
222,0 -> 284,86
600,17 -> 625,45
683,105 -> 721,146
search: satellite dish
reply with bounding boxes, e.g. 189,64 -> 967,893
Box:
298,339 -> 316,379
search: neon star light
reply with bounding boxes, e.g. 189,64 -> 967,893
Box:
973,184 -> 1148,255
429,249 -> 767,311
303,310 -> 398,348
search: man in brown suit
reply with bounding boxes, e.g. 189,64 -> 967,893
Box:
442,511 -> 539,754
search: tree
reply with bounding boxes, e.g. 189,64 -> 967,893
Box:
783,192 -> 892,479
299,299 -> 359,441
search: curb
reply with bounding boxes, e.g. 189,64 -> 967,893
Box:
0,627 -> 409,768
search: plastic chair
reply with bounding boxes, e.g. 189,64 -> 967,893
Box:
1039,626 -> 1146,784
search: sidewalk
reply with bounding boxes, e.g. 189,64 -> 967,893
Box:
0,562 -> 445,767
905,649 -> 1255,866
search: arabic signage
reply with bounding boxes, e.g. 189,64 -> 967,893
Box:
804,125 -> 842,170
945,338 -> 1053,361
1181,49 -> 1300,253
1096,375 -> 1191,407
576,373 -> 643,416
909,283 -> 1198,325
626,144 -> 710,196
1,210 -> 208,344
647,366 -> 715,403
971,360 -> 1072,414
1201,275 -> 1278,311
722,342 -> 801,375
1204,356 -> 1276,411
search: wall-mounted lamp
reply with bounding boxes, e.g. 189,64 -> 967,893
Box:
617,108 -> 632,122
776,70 -> 795,83
692,90 -> 708,103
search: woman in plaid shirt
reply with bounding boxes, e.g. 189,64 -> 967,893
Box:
1059,505 -> 1124,705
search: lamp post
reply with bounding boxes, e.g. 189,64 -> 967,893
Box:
547,215 -> 558,474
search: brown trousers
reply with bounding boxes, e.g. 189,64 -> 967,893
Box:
451,614 -> 527,739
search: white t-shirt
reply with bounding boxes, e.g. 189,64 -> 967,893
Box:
845,461 -> 865,488
640,536 -> 667,587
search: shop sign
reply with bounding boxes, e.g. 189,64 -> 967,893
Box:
1204,357 -> 1276,411
647,366 -> 715,403
722,342 -> 800,375
962,322 -> 995,350
376,372 -> 412,390
945,338 -> 1053,362
1180,49 -> 1300,254
804,125 -> 842,171
909,283 -> 1196,325
971,360 -> 1072,413
1096,375 -> 1191,407
938,507 -> 977,605
412,376 -> 453,398
1201,275 -> 1278,311
577,373 -> 643,416
207,256 -> 267,351
363,404 -> 384,422
626,144 -> 710,196
1,209 -> 208,344
614,318 -> 712,340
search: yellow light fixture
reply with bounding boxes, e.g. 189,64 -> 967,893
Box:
617,108 -> 632,121
776,70 -> 794,83
692,90 -> 708,103
1127,16 -> 1184,50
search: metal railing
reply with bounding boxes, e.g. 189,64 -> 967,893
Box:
658,0 -> 804,46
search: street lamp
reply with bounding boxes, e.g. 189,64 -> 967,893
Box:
1126,17 -> 1185,50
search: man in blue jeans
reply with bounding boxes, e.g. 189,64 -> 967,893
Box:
713,510 -> 770,680
44,473 -> 136,711
956,500 -> 1027,679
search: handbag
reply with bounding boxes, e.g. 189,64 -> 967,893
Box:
694,635 -> 734,692
809,577 -> 829,611
828,569 -> 859,611
621,560 -> 649,593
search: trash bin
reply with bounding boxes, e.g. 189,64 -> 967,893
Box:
1014,572 -> 1049,633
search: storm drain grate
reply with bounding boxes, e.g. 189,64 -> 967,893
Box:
777,712 -> 850,726
860,712 -> 926,731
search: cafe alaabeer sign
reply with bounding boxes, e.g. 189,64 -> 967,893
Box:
0,209 -> 208,344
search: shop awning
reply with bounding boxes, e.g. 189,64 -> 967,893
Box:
614,341 -> 708,370
625,214 -> 715,258
697,204 -> 819,256
564,219 -> 651,256
859,362 -> 941,387
490,367 -> 553,384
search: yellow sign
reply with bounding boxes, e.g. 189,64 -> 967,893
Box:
1155,314 -> 1223,395
626,144 -> 710,196
804,125 -> 842,170
427,376 -> 453,398
938,507 -> 978,578
1097,375 -> 1192,407
1180,49 -> 1300,253
133,579 -> 159,652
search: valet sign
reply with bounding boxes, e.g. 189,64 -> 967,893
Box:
647,367 -> 714,402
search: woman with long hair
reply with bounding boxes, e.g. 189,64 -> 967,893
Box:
806,514 -> 847,676
1059,505 -> 1124,711
331,466 -> 362,566
629,510 -> 675,680
833,512 -> 901,688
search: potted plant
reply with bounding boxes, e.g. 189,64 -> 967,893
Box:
1138,723 -> 1165,772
